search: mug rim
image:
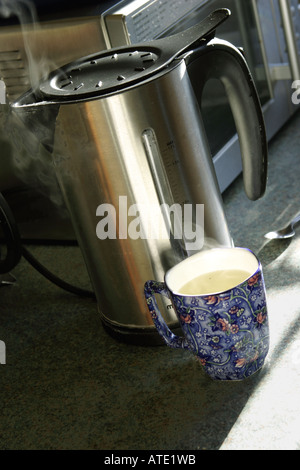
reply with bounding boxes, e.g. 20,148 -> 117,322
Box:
165,247 -> 261,297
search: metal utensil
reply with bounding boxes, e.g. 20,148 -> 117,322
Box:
264,212 -> 300,239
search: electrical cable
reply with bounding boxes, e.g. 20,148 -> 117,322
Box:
21,245 -> 96,299
0,191 -> 96,299
0,192 -> 22,273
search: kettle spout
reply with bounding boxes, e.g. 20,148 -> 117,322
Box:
11,91 -> 59,154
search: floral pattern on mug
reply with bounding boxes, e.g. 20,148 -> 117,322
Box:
172,272 -> 269,380
145,266 -> 269,381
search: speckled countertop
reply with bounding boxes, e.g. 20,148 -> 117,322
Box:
1,110 -> 300,451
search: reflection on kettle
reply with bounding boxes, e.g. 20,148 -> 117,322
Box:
11,9 -> 268,344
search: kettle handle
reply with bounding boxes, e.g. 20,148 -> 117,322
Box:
188,38 -> 268,201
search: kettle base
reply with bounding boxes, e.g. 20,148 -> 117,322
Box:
100,316 -> 182,347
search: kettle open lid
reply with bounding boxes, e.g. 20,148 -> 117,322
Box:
37,9 -> 232,101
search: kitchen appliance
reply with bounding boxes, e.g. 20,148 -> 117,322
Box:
0,0 -> 298,241
11,9 -> 268,344
12,9 -> 267,343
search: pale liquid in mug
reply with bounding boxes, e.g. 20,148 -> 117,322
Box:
178,269 -> 252,295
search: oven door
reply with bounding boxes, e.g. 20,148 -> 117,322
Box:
102,0 -> 300,192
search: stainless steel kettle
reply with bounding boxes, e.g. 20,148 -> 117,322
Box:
11,9 -> 268,344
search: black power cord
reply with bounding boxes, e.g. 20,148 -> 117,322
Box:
21,245 -> 96,299
0,192 -> 22,273
0,191 -> 96,299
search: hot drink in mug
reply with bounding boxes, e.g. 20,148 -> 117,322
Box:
144,247 -> 269,381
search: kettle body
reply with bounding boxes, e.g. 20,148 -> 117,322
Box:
52,59 -> 233,342
11,10 -> 267,344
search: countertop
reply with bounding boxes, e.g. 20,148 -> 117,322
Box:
1,110 -> 300,451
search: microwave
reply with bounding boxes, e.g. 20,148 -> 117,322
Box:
0,0 -> 299,238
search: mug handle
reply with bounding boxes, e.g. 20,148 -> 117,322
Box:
144,280 -> 190,350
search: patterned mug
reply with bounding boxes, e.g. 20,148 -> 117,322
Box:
144,247 -> 269,381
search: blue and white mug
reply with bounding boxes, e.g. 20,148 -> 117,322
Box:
144,247 -> 269,381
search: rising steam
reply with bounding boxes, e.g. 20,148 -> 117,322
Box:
0,0 -> 42,90
0,0 -> 66,208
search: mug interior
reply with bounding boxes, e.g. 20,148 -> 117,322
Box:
166,247 -> 259,296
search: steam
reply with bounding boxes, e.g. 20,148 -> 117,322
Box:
0,0 -> 36,19
0,0 -> 49,91
0,0 -> 37,24
0,0 -> 66,209
202,237 -> 232,251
